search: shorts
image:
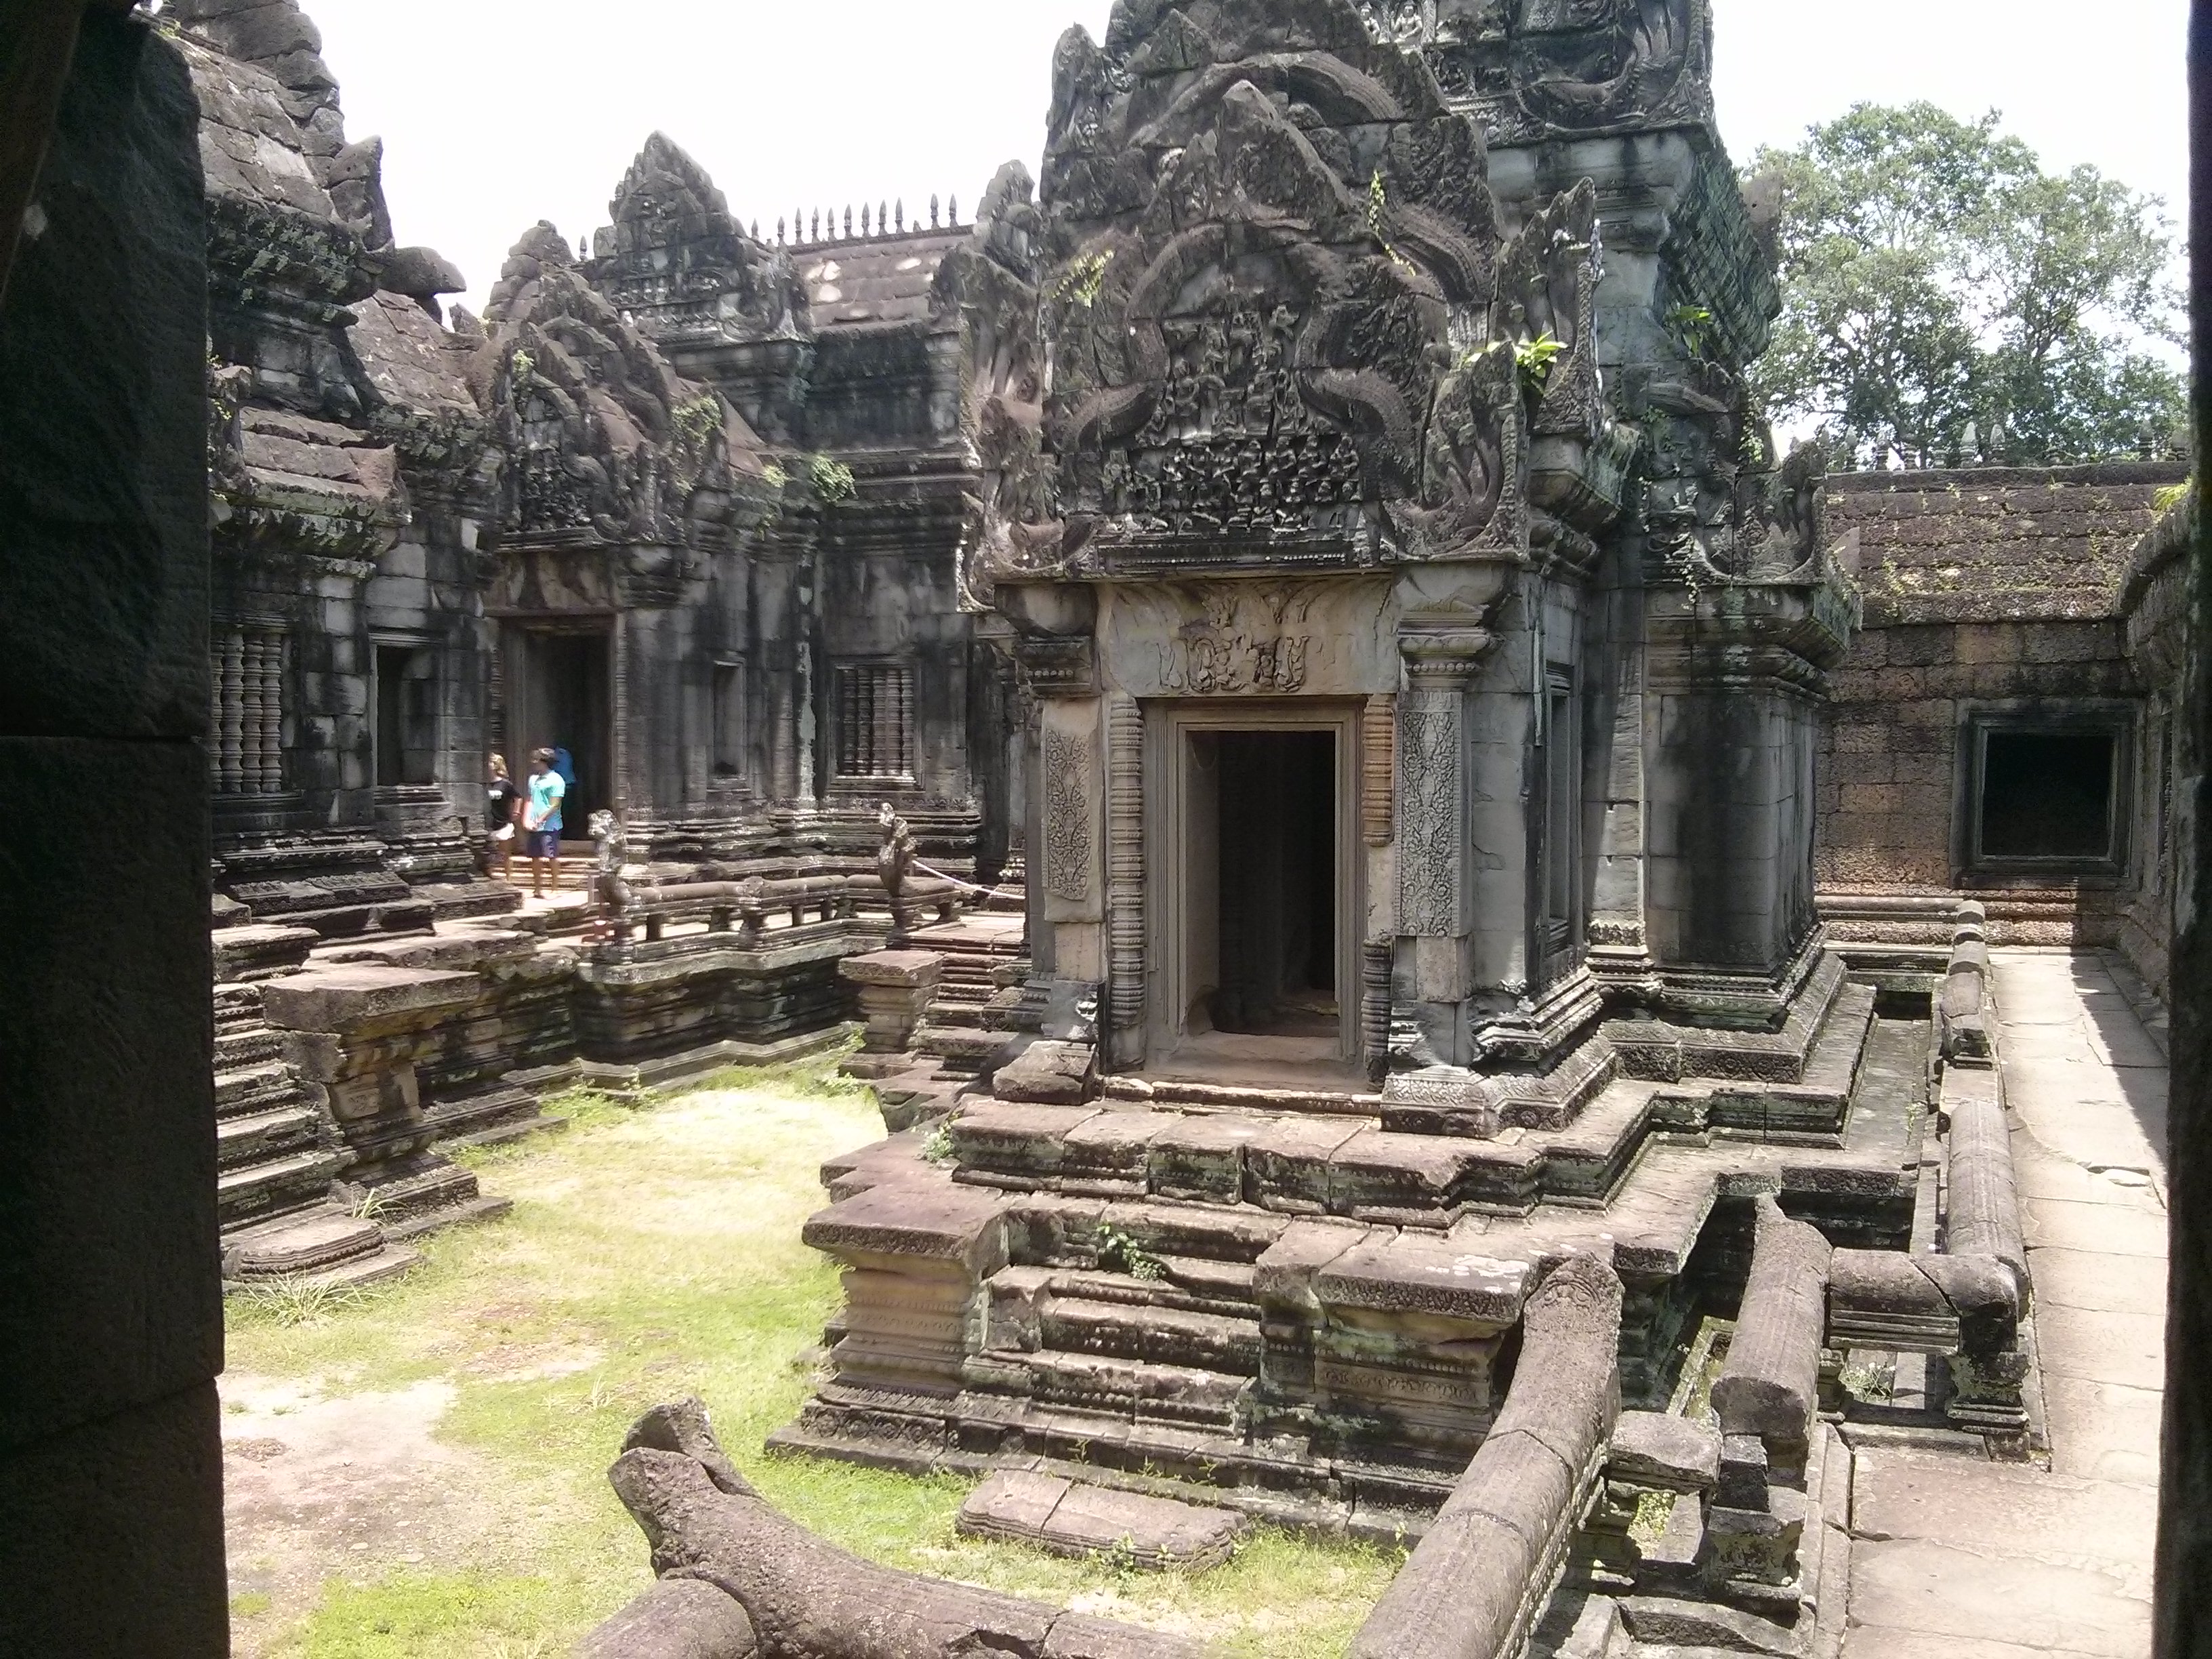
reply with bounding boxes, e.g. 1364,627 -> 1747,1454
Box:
525,830 -> 561,858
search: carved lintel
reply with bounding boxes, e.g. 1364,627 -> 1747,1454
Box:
1362,694 -> 1397,848
1106,695 -> 1145,1065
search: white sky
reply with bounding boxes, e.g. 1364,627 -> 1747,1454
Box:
289,0 -> 2190,318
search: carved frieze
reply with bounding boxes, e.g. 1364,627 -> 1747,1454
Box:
1397,701 -> 1464,938
1104,580 -> 1396,701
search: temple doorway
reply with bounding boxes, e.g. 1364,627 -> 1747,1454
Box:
1148,704 -> 1361,1080
504,626 -> 613,836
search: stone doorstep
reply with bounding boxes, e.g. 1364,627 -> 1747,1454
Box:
956,1470 -> 1246,1570
260,962 -> 481,1033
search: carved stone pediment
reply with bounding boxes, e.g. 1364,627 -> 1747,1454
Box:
477,223 -> 762,569
1033,0 -> 1530,572
583,134 -> 812,349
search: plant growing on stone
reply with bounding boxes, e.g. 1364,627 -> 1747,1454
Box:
2155,477 -> 2194,514
1514,331 -> 1564,399
671,393 -> 722,487
1053,250 -> 1114,308
807,453 -> 857,503
508,348 -> 535,388
1094,1222 -> 1167,1282
921,1123 -> 956,1164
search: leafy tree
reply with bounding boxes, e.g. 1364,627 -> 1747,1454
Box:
1748,103 -> 2186,470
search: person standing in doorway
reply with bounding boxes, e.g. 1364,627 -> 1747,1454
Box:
486,754 -> 523,884
524,747 -> 567,897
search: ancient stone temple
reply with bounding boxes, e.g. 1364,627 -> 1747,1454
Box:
780,0 -> 1944,1579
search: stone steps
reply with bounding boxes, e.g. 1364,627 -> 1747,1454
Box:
1042,1259 -> 1259,1321
216,1147 -> 344,1229
1040,1296 -> 1265,1374
215,1059 -> 300,1118
989,1346 -> 1254,1431
914,1023 -> 1006,1078
215,1103 -> 323,1170
221,1203 -> 420,1290
214,1025 -> 284,1071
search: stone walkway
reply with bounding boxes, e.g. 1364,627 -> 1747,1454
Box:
1843,950 -> 2166,1659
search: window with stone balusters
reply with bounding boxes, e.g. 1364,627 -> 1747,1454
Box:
209,623 -> 288,796
832,661 -> 916,782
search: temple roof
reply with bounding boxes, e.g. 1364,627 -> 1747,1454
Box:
796,230 -> 967,330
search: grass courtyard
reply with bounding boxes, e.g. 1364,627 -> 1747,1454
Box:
222,1063 -> 1404,1658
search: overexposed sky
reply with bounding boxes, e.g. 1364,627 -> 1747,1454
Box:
285,1 -> 2188,317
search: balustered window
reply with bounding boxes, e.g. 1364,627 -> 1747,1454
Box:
833,662 -> 915,781
211,624 -> 287,796
1540,665 -> 1580,964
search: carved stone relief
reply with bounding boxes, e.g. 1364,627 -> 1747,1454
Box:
1042,727 -> 1092,906
1103,580 -> 1396,701
1397,701 -> 1464,937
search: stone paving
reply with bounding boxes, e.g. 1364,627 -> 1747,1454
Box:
1843,951 -> 2166,1659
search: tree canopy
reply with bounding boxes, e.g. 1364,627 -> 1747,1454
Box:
1747,103 -> 2186,471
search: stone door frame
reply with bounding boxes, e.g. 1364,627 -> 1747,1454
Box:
1142,697 -> 1366,1067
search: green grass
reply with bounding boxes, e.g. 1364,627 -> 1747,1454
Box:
231,1060 -> 1399,1656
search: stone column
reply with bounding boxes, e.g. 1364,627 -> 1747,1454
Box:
839,949 -> 943,1078
1394,626 -> 1492,1063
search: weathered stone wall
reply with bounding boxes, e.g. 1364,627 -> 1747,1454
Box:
1816,464 -> 2187,949
0,12 -> 230,1652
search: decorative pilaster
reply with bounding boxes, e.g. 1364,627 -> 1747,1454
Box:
1362,693 -> 1396,847
1361,937 -> 1394,1084
1395,630 -> 1490,938
1106,693 -> 1145,1068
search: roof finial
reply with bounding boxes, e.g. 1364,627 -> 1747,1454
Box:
895,198 -> 904,232
949,194 -> 958,226
750,218 -> 760,239
930,194 -> 940,228
777,216 -> 785,245
861,203 -> 871,237
843,205 -> 853,239
811,209 -> 820,241
878,201 -> 888,237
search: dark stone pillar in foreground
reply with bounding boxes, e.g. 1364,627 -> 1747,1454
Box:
0,12 -> 228,1656
2160,7 -> 2212,1653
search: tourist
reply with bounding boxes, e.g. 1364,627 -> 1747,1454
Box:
486,754 -> 523,884
523,747 -> 567,896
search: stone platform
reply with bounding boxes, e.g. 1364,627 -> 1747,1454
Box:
775,953 -> 1946,1542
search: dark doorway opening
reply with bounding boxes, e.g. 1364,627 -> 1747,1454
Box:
514,630 -> 613,836
1979,730 -> 2118,862
1208,729 -> 1337,1036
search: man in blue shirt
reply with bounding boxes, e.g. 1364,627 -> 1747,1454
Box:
523,747 -> 567,897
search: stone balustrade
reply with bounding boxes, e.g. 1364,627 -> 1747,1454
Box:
1347,1256 -> 1624,1659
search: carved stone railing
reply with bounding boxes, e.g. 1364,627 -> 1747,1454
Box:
1347,1256 -> 1624,1659
583,1399 -> 1204,1659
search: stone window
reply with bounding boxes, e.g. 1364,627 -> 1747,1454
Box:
374,644 -> 437,788
211,623 -> 287,796
713,663 -> 743,777
833,662 -> 914,781
1963,708 -> 2131,878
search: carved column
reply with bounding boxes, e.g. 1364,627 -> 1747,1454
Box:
1106,692 -> 1145,1069
239,632 -> 267,794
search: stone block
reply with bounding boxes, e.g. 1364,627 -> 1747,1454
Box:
1609,1410 -> 1721,1491
1061,1111 -> 1168,1193
956,1471 -> 1244,1570
260,963 -> 479,1033
1328,1129 -> 1540,1221
1148,1113 -> 1271,1203
1713,1198 -> 1830,1467
1314,1235 -> 1531,1327
994,1038 -> 1098,1105
802,1174 -> 1008,1276
948,1103 -> 1099,1182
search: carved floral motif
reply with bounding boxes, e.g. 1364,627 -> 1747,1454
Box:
1042,728 -> 1092,905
